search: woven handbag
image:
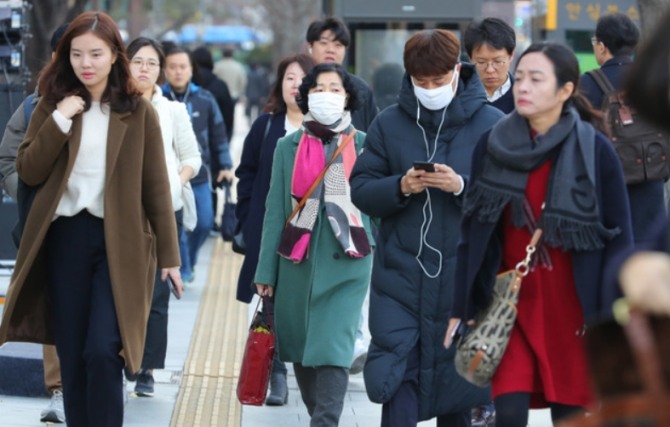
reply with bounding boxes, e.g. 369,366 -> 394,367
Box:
455,229 -> 542,387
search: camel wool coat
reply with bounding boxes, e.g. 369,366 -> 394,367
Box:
0,97 -> 180,373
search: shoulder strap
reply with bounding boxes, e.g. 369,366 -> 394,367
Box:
284,130 -> 357,227
587,69 -> 616,96
23,93 -> 37,125
257,113 -> 273,161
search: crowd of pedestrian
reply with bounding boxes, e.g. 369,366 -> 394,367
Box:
0,7 -> 669,427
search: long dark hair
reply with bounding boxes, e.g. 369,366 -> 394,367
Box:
39,11 -> 140,113
264,54 -> 315,114
517,42 -> 605,132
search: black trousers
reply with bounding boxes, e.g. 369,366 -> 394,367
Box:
381,344 -> 471,427
46,211 -> 124,427
140,210 -> 182,370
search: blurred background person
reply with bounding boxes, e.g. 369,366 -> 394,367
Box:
235,53 -> 315,405
191,45 -> 236,237
192,46 -> 235,141
214,45 -> 247,116
580,12 -> 665,244
254,63 -> 373,426
245,61 -> 271,123
162,46 -> 233,283
126,36 -> 200,397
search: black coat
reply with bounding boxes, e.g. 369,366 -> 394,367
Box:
349,74 -> 379,132
350,64 -> 503,419
234,113 -> 286,302
580,57 -> 666,243
195,68 -> 236,140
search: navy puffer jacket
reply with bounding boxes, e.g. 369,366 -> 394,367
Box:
350,64 -> 503,420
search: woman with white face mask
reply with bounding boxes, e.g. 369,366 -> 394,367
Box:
254,62 -> 374,426
350,30 -> 504,427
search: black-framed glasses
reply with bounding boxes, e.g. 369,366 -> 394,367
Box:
473,58 -> 510,71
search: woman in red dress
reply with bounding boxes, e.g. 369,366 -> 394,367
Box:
445,42 -> 634,426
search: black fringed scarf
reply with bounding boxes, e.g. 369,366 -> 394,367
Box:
463,107 -> 620,251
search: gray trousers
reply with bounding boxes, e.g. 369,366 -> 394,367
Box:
293,364 -> 349,427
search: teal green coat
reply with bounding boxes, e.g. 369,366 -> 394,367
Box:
254,128 -> 374,368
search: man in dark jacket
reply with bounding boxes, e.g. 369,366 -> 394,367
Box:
351,30 -> 503,426
163,46 -> 233,282
462,17 -> 517,426
580,12 -> 665,244
464,17 -> 516,115
306,17 -> 378,132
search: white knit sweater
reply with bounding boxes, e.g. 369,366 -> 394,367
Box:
53,102 -> 109,219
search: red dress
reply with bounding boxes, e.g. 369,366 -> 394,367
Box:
491,160 -> 594,408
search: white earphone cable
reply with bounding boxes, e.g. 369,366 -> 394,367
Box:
414,101 -> 448,279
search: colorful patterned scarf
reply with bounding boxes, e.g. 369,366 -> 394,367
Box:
277,119 -> 371,263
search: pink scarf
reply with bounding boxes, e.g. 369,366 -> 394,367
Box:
277,129 -> 371,263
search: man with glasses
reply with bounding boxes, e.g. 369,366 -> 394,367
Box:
464,18 -> 516,114
461,17 -> 517,427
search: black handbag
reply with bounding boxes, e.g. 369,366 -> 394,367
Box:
220,182 -> 236,242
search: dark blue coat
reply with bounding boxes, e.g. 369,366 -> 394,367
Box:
234,112 -> 286,303
488,74 -> 515,114
350,64 -> 503,420
452,130 -> 634,323
580,57 -> 666,243
162,82 -> 232,186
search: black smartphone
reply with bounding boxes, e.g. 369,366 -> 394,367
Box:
413,161 -> 435,172
166,277 -> 181,300
451,320 -> 468,343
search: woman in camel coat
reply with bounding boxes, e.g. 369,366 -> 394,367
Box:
0,12 -> 180,427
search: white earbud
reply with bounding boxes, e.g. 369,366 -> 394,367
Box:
309,47 -> 313,55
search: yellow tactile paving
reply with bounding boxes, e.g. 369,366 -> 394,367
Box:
170,239 -> 247,427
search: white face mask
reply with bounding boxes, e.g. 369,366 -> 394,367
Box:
412,65 -> 460,111
308,92 -> 346,125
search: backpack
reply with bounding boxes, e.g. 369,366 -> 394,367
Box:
10,94 -> 39,247
587,69 -> 670,184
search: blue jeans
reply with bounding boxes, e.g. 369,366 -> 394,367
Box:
188,182 -> 214,269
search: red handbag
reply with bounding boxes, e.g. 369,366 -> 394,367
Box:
237,297 -> 275,405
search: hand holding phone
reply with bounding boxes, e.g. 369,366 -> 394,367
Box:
413,161 -> 435,172
166,276 -> 181,300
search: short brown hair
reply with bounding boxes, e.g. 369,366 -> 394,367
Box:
403,29 -> 460,78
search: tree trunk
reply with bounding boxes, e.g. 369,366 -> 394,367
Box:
259,0 -> 321,68
637,0 -> 670,35
25,0 -> 88,92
